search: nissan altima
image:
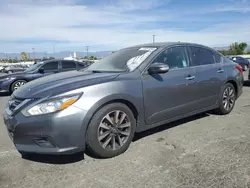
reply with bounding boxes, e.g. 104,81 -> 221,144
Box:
3,42 -> 244,158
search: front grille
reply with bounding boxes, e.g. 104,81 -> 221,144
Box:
8,97 -> 25,111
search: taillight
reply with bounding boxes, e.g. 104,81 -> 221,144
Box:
235,65 -> 243,74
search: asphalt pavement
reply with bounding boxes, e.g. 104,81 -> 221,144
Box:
1,72 -> 250,188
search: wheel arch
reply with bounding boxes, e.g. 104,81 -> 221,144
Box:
82,94 -> 143,138
226,79 -> 238,96
9,79 -> 28,92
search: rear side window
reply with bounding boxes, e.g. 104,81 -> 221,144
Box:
214,52 -> 223,63
42,61 -> 58,71
62,61 -> 76,69
189,46 -> 215,66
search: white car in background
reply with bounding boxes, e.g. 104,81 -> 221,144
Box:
0,66 -> 5,72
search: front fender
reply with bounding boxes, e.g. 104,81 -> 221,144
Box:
79,93 -> 145,136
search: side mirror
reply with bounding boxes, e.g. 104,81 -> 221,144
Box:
38,68 -> 44,73
148,63 -> 169,74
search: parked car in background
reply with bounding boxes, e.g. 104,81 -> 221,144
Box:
231,56 -> 250,71
3,65 -> 27,74
0,59 -> 89,93
0,65 -> 7,72
3,42 -> 243,158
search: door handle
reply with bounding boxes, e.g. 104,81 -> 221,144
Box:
217,68 -> 224,73
185,75 -> 195,80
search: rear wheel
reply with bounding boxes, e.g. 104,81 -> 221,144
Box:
86,103 -> 136,158
10,80 -> 27,93
215,83 -> 236,115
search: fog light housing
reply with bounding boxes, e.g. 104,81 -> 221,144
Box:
33,137 -> 55,148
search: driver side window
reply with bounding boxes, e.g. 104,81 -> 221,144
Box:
152,46 -> 189,70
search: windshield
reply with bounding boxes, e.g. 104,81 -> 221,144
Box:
24,62 -> 44,73
85,47 -> 157,72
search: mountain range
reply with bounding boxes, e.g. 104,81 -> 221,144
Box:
1,45 -> 249,59
0,51 -> 112,59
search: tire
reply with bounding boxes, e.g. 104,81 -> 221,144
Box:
10,80 -> 27,93
8,71 -> 13,74
214,83 -> 236,115
86,103 -> 136,158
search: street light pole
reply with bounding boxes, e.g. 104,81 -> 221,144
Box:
152,35 -> 155,43
32,48 -> 35,61
86,46 -> 89,59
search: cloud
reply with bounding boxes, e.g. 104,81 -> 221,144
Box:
0,0 -> 250,52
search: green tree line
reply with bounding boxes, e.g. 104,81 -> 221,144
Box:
218,42 -> 250,55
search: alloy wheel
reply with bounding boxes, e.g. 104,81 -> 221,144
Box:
97,110 -> 131,151
13,81 -> 26,91
222,86 -> 235,111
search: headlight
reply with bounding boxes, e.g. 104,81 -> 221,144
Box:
0,77 -> 10,82
25,94 -> 82,116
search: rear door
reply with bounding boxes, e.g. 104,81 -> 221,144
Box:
188,45 -> 226,109
61,60 -> 77,72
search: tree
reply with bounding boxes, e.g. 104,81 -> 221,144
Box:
88,56 -> 97,60
229,42 -> 247,55
21,52 -> 28,60
218,50 -> 229,55
13,57 -> 18,63
217,42 -> 248,55
49,56 -> 55,60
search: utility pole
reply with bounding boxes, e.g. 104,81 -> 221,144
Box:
32,48 -> 35,61
53,45 -> 56,53
152,35 -> 155,43
86,46 -> 89,59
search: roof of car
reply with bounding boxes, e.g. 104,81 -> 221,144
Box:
127,42 -> 210,49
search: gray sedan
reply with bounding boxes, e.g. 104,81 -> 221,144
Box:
3,42 -> 244,158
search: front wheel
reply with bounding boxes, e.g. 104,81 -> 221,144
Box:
215,83 -> 236,115
10,80 -> 27,93
86,103 -> 136,158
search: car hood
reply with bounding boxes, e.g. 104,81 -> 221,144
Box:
13,70 -> 120,98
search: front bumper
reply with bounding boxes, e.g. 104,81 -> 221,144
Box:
3,105 -> 88,155
0,80 -> 13,92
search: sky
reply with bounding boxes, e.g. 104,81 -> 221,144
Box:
0,0 -> 250,53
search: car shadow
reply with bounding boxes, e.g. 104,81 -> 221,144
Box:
0,92 -> 10,97
133,112 -> 210,142
244,80 -> 250,87
21,152 -> 84,164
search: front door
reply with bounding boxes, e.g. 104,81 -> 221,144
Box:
142,45 -> 197,125
31,61 -> 60,80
